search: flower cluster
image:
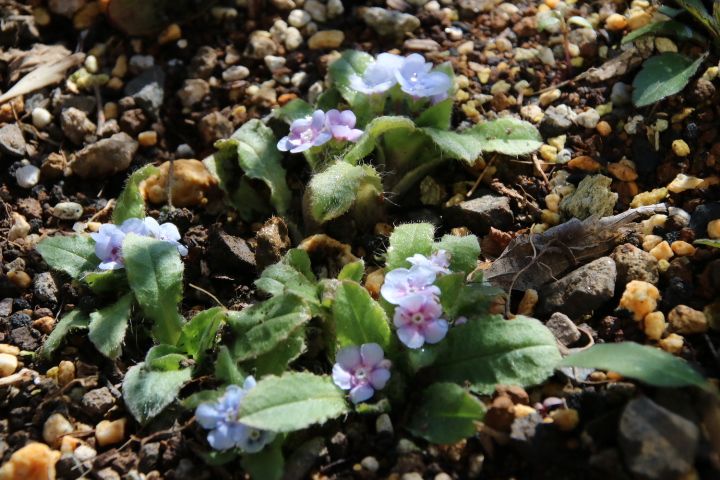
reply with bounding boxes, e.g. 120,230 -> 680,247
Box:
381,251 -> 450,349
91,217 -> 188,270
350,53 -> 451,102
195,377 -> 276,452
332,343 -> 391,404
277,109 -> 363,153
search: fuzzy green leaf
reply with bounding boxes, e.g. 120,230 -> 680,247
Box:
253,330 -> 306,376
434,234 -> 480,273
386,223 -> 435,270
122,234 -> 184,345
88,293 -> 134,359
241,438 -> 284,480
559,342 -> 711,390
408,383 -> 486,444
307,162 -> 383,224
123,359 -> 192,424
36,235 -> 98,279
431,315 -> 561,393
255,251 -> 320,308
274,99 -> 313,124
344,116 -> 417,165
113,165 -> 159,223
179,307 -> 225,363
421,128 -> 481,163
40,310 -> 90,358
332,281 -> 391,353
215,346 -> 245,385
632,53 -> 707,107
622,20 -> 701,44
337,260 -> 365,283
328,50 -> 374,110
416,99 -> 453,130
466,118 -> 543,156
84,270 -> 128,295
435,274 -> 504,320
236,372 -> 349,432
695,239 -> 720,248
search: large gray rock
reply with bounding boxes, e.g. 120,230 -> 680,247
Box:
611,243 -> 659,286
539,256 -> 616,319
69,132 -> 138,179
443,194 -> 513,234
619,396 -> 699,480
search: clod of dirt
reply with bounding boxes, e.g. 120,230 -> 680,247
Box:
208,229 -> 256,275
69,132 -> 138,179
140,159 -> 218,208
255,216 -> 291,272
443,194 -> 514,234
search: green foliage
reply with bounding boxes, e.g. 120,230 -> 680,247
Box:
122,234 -> 185,345
337,260 -> 365,283
674,0 -> 720,40
415,99 -> 453,130
306,162 -> 383,224
328,50 -> 374,124
559,342 -> 712,390
123,349 -> 193,424
695,239 -> 720,248
241,438 -> 285,480
36,235 -> 98,279
344,116 -> 417,165
88,293 -> 134,359
253,330 -> 306,376
435,274 -> 504,320
236,372 -> 350,432
85,270 -> 128,295
40,310 -> 90,358
255,250 -> 321,310
332,281 -> 392,353
215,346 -> 245,385
179,308 -> 226,363
434,234 -> 480,274
274,99 -> 313,123
622,20 -> 701,44
408,383 -> 485,444
385,223 -> 435,270
632,53 -> 707,107
112,165 -> 158,223
431,315 -> 562,393
465,118 -> 544,156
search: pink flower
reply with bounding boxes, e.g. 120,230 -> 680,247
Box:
325,109 -> 363,142
380,265 -> 440,305
332,343 -> 391,404
393,294 -> 448,348
407,250 -> 450,275
277,110 -> 332,153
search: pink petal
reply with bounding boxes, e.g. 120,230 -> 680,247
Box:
423,319 -> 449,344
397,326 -> 425,349
360,343 -> 384,367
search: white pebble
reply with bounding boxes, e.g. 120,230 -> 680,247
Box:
15,164 -> 41,188
43,413 -> 74,446
0,353 -> 18,377
284,27 -> 303,51
84,55 -> 99,73
222,65 -> 250,82
52,202 -> 83,220
32,107 -> 53,128
264,55 -> 286,73
129,54 -> 154,72
288,9 -> 311,28
327,0 -> 344,19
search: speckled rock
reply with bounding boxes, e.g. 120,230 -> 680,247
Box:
611,243 -> 659,286
560,175 -> 617,220
69,132 -> 138,179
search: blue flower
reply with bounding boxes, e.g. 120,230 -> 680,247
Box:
349,53 -> 405,95
277,110 -> 332,153
332,343 -> 391,404
395,54 -> 451,101
142,217 -> 188,256
195,377 -> 276,453
90,224 -> 126,270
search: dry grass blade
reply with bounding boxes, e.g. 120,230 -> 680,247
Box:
0,53 -> 85,105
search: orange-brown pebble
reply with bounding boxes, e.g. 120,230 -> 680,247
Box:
138,130 -> 157,147
545,0 -> 560,8
550,408 -> 580,431
605,13 -> 628,31
32,316 -> 55,334
517,289 -> 538,316
619,280 -> 660,321
568,156 -> 601,172
642,234 -> 663,252
140,159 -> 218,208
671,240 -> 695,256
0,442 -> 61,480
649,240 -> 674,261
606,371 -> 623,381
158,23 -> 182,45
608,160 -> 638,181
596,121 -> 612,136
364,269 -> 385,299
7,271 -> 32,289
95,418 -> 127,447
659,333 -> 684,354
627,11 -> 651,30
643,311 -> 666,340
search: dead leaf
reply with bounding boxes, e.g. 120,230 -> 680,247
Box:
0,52 -> 84,104
579,48 -> 646,84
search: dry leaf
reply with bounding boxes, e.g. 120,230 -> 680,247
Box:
0,52 -> 84,104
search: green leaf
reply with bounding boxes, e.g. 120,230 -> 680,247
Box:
386,223 -> 435,270
241,437 -> 284,480
408,383 -> 486,444
88,293 -> 134,359
435,275 -> 504,320
337,260 -> 365,282
695,239 -> 720,248
236,372 -> 349,432
307,162 -> 383,224
40,310 -> 90,358
332,281 -> 391,353
179,307 -> 225,362
122,234 -> 184,345
434,234 -> 480,273
255,251 -> 320,308
273,99 -> 313,124
622,20 -> 701,44
36,235 -> 98,279
344,116 -> 417,165
212,143 -> 270,220
84,270 -> 128,295
112,165 -> 158,223
200,449 -> 238,467
421,128 -> 481,163
416,99 -> 453,130
146,344 -> 188,370
466,118 -> 543,156
215,346 -> 245,385
632,53 -> 707,107
253,330 -> 306,376
328,50 -> 374,108
123,360 -> 192,424
431,315 -> 561,393
673,0 -> 720,38
182,388 -> 223,409
558,342 -> 712,390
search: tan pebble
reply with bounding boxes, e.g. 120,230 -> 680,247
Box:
138,131 -> 157,147
517,289 -> 538,316
547,135 -> 566,151
32,316 -> 55,334
106,77 -> 123,90
672,139 -> 690,157
95,418 -> 127,447
630,187 -> 668,208
513,404 -> 537,418
545,193 -> 560,212
608,159 -> 638,181
8,212 -> 31,241
649,240 -> 673,261
308,30 -> 344,49
605,13 -> 628,31
596,121 -> 612,136
550,408 -> 579,431
658,258 -> 670,272
708,219 -> 720,239
627,11 -> 651,30
43,413 -> 74,447
0,344 -> 20,355
140,159 -> 218,208
568,156 -> 601,172
539,144 -> 557,163
33,7 -> 52,26
643,311 -> 666,340
158,23 -> 182,45
0,353 -> 18,377
57,360 -> 75,387
0,442 -> 61,480
619,280 -> 660,321
671,240 -> 695,257
103,102 -> 118,120
606,371 -> 623,381
59,435 -> 84,454
642,234 -> 663,252
668,305 -> 708,334
667,173 -> 704,193
659,333 -> 684,354
541,209 -> 561,226
588,371 -> 607,382
111,55 -> 127,78
539,88 -> 561,107
7,270 -> 32,289
544,0 -> 560,8
457,41 -> 474,55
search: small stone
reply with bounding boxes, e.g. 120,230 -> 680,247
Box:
546,312 -> 581,345
560,175 -> 617,220
247,31 -> 278,58
550,408 -> 579,431
376,413 -> 394,435
304,0 -> 327,22
95,418 -> 127,447
360,7 -> 420,37
668,305 -> 708,334
73,445 -> 97,462
619,396 -> 699,480
672,139 -> 690,157
209,230 -> 256,274
32,107 -> 53,129
627,11 -> 651,30
0,123 -> 27,156
7,271 -> 31,289
568,155 -> 601,172
52,202 -> 83,220
0,442 -> 61,480
649,240 -> 674,261
538,88 -> 561,107
630,187 -> 668,208
540,104 -> 575,136
643,311 -> 666,340
0,353 -> 18,377
361,456 -> 379,472
605,13 -> 627,31
125,66 -> 165,118
402,474 -> 423,480
444,194 -> 514,234
607,159 -> 638,182
95,467 -> 121,480
128,54 -> 154,73
33,272 -> 59,305
222,65 -> 250,82
611,243 -> 659,285
264,55 -> 286,73
32,316 -> 54,334
671,240 -> 695,257
198,112 -> 233,144
708,219 -> 720,239
69,132 -> 138,179
308,30 -> 344,49
517,289 -> 539,315
15,165 -> 41,189
520,104 -> 543,123
177,79 -> 210,108
288,9 -> 311,28
158,23 -> 182,44
668,173 -> 703,193
285,27 -> 303,50
43,413 -> 74,447
611,82 -> 632,106
619,280 -> 660,321
137,130 -> 157,147
659,333 -> 684,353
141,159 -> 218,207
655,37 -> 677,53
61,107 -> 96,145
57,360 -> 75,386
540,257 -> 617,319
596,120 -> 612,136
82,387 -> 115,418
327,0 -> 344,18
575,109 -> 600,129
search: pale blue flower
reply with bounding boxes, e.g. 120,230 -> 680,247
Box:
393,293 -> 448,348
195,377 -> 276,452
325,109 -> 363,142
277,110 -> 332,153
395,53 -> 451,100
142,217 -> 188,256
349,53 -> 405,95
90,224 -> 126,270
332,343 -> 391,404
380,265 -> 440,305
407,249 -> 450,275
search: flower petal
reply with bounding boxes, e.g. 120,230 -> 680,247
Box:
195,403 -> 223,429
369,367 -> 391,390
397,325 -> 425,349
423,319 -> 449,344
207,424 -> 237,451
360,343 -> 384,367
336,345 -> 361,370
332,364 -> 353,390
349,384 -> 374,404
